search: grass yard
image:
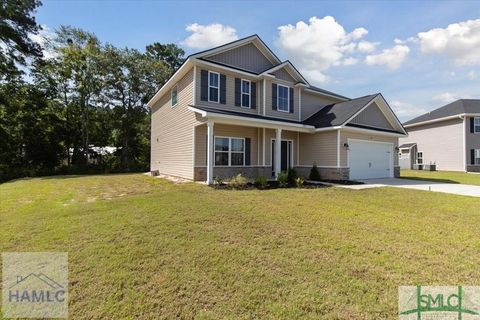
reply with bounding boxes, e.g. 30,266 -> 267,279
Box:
1,174 -> 480,319
401,169 -> 480,186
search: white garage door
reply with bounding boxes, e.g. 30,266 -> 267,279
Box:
348,140 -> 393,180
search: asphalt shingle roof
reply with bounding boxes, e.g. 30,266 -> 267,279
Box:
403,99 -> 480,126
191,93 -> 406,135
399,143 -> 417,149
303,94 -> 378,128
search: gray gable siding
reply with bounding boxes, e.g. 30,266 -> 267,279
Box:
301,91 -> 341,120
271,67 -> 296,82
350,102 -> 394,130
205,43 -> 274,73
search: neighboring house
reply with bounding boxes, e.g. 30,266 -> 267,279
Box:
148,35 -> 407,183
400,99 -> 480,172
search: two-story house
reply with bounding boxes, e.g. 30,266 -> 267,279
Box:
148,35 -> 407,183
399,99 -> 480,172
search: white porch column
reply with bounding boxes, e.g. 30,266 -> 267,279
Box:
275,128 -> 282,178
206,121 -> 214,184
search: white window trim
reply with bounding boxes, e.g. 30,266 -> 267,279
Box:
171,85 -> 178,107
208,71 -> 220,103
277,84 -> 290,113
474,117 -> 480,134
475,149 -> 480,165
417,151 -> 423,164
214,136 -> 245,167
240,79 -> 251,109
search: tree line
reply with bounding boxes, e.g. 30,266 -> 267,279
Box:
0,0 -> 184,182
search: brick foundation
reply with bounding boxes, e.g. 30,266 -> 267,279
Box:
194,166 -> 272,181
394,166 -> 400,178
295,166 -> 350,180
466,165 -> 480,173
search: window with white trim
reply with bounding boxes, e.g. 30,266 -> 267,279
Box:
208,71 -> 219,103
241,79 -> 250,108
476,149 -> 480,165
399,149 -> 410,159
171,85 -> 178,107
214,137 -> 245,166
475,117 -> 480,133
417,152 -> 423,164
277,84 -> 289,112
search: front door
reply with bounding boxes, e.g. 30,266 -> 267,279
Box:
271,140 -> 292,177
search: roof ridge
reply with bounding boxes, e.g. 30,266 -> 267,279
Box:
403,98 -> 480,126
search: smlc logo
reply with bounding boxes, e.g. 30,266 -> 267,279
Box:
8,273 -> 66,303
399,286 -> 480,320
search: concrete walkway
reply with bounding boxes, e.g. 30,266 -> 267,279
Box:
333,178 -> 480,197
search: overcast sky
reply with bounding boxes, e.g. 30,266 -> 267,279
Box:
36,0 -> 480,121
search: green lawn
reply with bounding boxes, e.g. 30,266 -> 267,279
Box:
1,174 -> 480,319
401,169 -> 480,186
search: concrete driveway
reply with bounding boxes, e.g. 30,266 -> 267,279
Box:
336,178 -> 480,197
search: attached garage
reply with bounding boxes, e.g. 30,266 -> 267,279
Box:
348,139 -> 394,180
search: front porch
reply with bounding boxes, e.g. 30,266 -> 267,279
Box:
193,121 -> 349,183
194,122 -> 300,182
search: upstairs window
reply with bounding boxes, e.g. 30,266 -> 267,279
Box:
241,80 -> 250,108
277,85 -> 289,112
417,152 -> 423,164
208,71 -> 219,103
171,85 -> 178,107
475,117 -> 480,133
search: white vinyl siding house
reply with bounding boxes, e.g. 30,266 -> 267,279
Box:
401,99 -> 480,172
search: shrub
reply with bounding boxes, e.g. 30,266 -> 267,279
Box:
309,164 -> 321,181
254,175 -> 268,189
213,176 -> 224,185
287,167 -> 298,184
295,177 -> 304,188
277,171 -> 288,187
229,174 -> 248,189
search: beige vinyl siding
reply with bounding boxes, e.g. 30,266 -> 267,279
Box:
350,102 -> 394,130
299,130 -> 338,167
195,124 -> 260,166
301,91 -> 341,120
340,130 -> 399,167
263,129 -> 299,166
194,66 -> 261,115
204,43 -> 274,74
466,117 -> 480,166
271,67 -> 296,82
264,79 -> 300,121
150,68 -> 198,179
400,118 -> 464,171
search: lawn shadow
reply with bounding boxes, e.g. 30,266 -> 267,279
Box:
399,176 -> 460,184
1,173 -> 144,184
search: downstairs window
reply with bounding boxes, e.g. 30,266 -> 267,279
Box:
214,137 -> 245,166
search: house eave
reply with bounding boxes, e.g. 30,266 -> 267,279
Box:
147,59 -> 193,108
340,125 -> 407,137
188,106 -> 315,132
403,114 -> 476,128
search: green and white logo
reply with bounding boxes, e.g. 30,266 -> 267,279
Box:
399,286 -> 480,319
